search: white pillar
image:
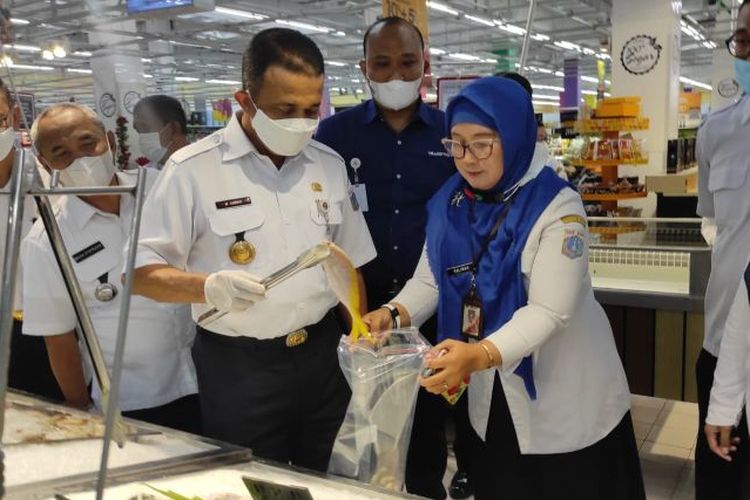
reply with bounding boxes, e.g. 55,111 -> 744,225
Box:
612,0 -> 681,215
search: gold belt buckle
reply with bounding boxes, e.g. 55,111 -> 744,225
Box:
12,310 -> 22,321
286,328 -> 308,348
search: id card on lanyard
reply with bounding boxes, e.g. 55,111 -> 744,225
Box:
350,158 -> 369,212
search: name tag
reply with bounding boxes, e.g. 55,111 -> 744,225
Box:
215,196 -> 252,210
352,184 -> 369,212
447,262 -> 474,276
72,241 -> 105,263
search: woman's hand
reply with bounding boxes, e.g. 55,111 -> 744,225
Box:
705,423 -> 741,462
362,303 -> 412,333
420,339 -> 501,394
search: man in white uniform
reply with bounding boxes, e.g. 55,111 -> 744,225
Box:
696,1 -> 750,496
131,28 -> 376,471
23,103 -> 200,434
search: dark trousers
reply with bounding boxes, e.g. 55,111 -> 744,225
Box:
472,374 -> 645,500
695,348 -> 750,500
192,312 -> 350,472
8,319 -> 63,402
123,394 -> 202,436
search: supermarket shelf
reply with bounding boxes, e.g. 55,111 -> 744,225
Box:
572,159 -> 649,168
575,117 -> 650,133
582,192 -> 648,202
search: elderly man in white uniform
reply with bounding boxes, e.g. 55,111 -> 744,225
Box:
131,29 -> 376,472
695,1 -> 750,496
22,103 -> 200,434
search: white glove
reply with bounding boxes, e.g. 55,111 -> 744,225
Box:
204,270 -> 267,313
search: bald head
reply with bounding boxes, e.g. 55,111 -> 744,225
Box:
31,104 -> 112,170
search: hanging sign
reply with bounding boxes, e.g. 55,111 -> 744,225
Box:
437,77 -> 478,111
620,35 -> 662,75
382,0 -> 429,40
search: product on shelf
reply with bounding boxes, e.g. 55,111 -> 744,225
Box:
594,97 -> 641,118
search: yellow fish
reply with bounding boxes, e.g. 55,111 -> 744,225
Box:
322,242 -> 373,343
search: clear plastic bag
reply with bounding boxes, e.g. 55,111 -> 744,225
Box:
328,328 -> 431,492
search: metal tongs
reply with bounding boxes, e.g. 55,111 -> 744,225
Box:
197,243 -> 332,327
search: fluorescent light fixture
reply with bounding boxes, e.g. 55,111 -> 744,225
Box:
581,90 -> 597,95
533,100 -> 559,107
144,74 -> 154,78
275,19 -> 331,33
205,79 -> 242,85
52,45 -> 66,58
531,84 -> 564,92
447,53 -> 481,61
214,6 -> 267,20
142,58 -> 153,63
10,18 -> 30,25
580,76 -> 598,83
531,33 -> 550,42
702,40 -> 717,49
11,63 -> 54,71
554,71 -> 564,77
481,58 -> 498,64
465,15 -> 494,27
355,89 -> 364,94
554,40 -> 582,52
430,47 -> 447,55
534,94 -> 560,101
427,1 -> 460,16
42,49 -> 54,61
351,78 -> 362,83
8,44 -> 41,52
679,76 -> 712,90
73,50 -> 93,57
175,76 -> 200,82
596,53 -> 612,60
67,68 -> 93,74
582,47 -> 596,56
496,22 -> 526,36
332,31 -> 346,37
537,68 -> 553,74
325,60 -> 348,67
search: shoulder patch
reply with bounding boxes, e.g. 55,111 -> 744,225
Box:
169,131 -> 223,164
562,229 -> 585,260
560,214 -> 586,226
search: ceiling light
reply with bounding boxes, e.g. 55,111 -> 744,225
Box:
42,49 -> 54,61
534,94 -> 560,100
214,6 -> 267,20
11,63 -> 54,71
465,15 -> 494,27
73,50 -> 93,57
496,22 -> 526,36
275,20 -> 331,33
10,18 -> 30,25
325,60 -> 348,67
205,79 -> 242,85
531,84 -> 564,92
52,45 -> 66,58
355,89 -> 364,94
581,76 -> 611,85
702,40 -> 717,49
144,74 -> 153,78
427,1 -> 460,16
554,71 -> 564,77
68,68 -> 93,74
142,58 -> 153,63
0,55 -> 11,66
175,76 -> 200,82
430,47 -> 447,55
8,44 -> 41,53
533,100 -> 559,107
537,68 -> 553,74
679,76 -> 712,90
554,40 -> 582,52
447,53 -> 481,61
531,33 -> 550,42
481,58 -> 498,64
332,31 -> 346,37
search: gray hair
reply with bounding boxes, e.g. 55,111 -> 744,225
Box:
30,103 -> 105,150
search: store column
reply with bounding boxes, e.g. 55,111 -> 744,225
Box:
88,21 -> 147,169
611,0 -> 681,215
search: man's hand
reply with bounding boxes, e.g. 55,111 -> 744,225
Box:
705,423 -> 741,462
204,270 -> 267,313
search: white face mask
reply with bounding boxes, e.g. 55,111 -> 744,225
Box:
248,92 -> 319,157
0,127 -> 15,161
367,73 -> 423,111
138,129 -> 169,165
58,149 -> 117,187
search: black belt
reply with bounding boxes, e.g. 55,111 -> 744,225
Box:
196,310 -> 341,354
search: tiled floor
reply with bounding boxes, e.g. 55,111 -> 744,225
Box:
442,394 -> 698,500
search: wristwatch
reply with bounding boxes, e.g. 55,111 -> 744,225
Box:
381,303 -> 401,329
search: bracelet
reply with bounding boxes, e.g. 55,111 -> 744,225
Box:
479,341 -> 495,368
381,303 -> 401,329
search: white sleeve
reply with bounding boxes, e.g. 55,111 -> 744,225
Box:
696,126 -> 714,218
21,234 -> 77,336
487,193 -> 589,371
331,168 -> 377,269
134,161 -> 197,271
706,282 -> 750,427
393,245 -> 439,328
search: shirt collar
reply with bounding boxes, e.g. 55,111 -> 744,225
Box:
362,99 -> 438,128
222,112 -> 260,163
63,171 -> 132,230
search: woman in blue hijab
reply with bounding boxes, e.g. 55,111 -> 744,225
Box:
364,77 -> 645,499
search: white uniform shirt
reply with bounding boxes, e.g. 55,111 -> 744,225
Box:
134,113 -> 377,339
22,170 -> 198,412
697,95 -> 750,356
706,278 -> 750,430
397,159 -> 631,455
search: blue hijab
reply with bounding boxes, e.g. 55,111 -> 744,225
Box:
425,77 -> 570,400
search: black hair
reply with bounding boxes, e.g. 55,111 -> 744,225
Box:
742,0 -> 750,13
134,95 -> 188,134
495,72 -> 533,96
363,16 -> 425,56
0,77 -> 13,111
242,28 -> 324,92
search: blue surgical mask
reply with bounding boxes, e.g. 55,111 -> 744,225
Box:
735,58 -> 750,95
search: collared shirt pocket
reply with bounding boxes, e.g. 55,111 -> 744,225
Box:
71,241 -> 121,306
708,160 -> 750,193
309,199 -> 344,226
208,204 -> 266,269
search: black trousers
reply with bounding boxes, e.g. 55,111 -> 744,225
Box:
472,374 -> 645,500
695,348 -> 750,500
192,312 -> 350,472
8,319 -> 63,402
123,394 -> 202,436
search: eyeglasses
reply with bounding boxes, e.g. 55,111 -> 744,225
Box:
726,32 -> 750,59
441,138 -> 498,160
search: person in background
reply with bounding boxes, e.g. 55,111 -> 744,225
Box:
133,95 -> 189,169
0,77 -> 62,402
364,77 -> 645,500
130,28 -> 375,471
695,1 -> 750,496
315,17 -> 470,499
23,103 -> 201,434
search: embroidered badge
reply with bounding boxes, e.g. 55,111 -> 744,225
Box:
311,182 -> 323,192
562,230 -> 585,259
560,214 -> 586,226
